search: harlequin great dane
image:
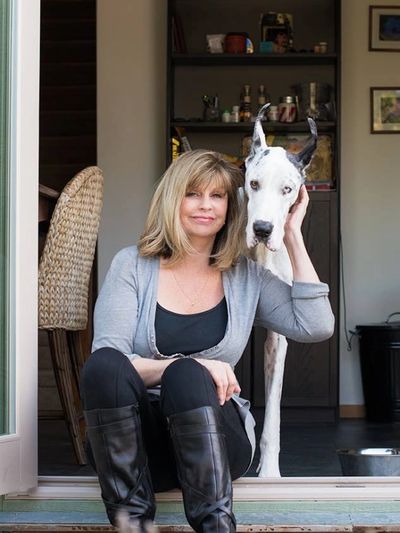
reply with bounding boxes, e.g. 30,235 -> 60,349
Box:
244,104 -> 317,477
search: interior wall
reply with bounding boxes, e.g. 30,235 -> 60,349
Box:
97,0 -> 167,282
340,0 -> 400,405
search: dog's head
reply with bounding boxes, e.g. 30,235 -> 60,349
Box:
244,104 -> 317,251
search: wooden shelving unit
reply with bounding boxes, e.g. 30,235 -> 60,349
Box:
167,0 -> 340,422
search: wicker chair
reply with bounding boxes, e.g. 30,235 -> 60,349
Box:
38,166 -> 104,465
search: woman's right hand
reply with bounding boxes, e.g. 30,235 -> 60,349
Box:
196,359 -> 241,405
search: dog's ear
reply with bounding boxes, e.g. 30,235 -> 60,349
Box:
292,118 -> 318,169
246,103 -> 270,165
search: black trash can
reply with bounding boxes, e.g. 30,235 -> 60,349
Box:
356,315 -> 400,422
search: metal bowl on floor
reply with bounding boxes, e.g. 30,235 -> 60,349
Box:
337,448 -> 400,476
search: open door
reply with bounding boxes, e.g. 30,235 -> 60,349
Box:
0,0 -> 40,495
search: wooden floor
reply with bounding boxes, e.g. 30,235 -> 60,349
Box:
39,414 -> 400,477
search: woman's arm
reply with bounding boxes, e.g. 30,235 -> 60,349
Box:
254,186 -> 335,341
134,357 -> 240,397
255,274 -> 334,342
92,247 -> 140,355
284,185 -> 320,283
131,357 -> 178,387
93,247 -> 174,386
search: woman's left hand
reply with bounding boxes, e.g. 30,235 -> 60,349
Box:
284,184 -> 309,241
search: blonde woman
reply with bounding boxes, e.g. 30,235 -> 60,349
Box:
81,150 -> 334,532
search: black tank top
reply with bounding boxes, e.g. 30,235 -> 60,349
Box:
155,298 -> 228,356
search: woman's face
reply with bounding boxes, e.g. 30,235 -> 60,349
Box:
179,180 -> 228,246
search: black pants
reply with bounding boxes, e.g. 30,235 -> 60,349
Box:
80,348 -> 252,492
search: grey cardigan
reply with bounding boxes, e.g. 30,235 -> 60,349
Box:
92,246 -> 334,361
92,245 -> 335,461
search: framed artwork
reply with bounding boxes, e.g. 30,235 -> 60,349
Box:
260,12 -> 293,53
371,87 -> 400,133
369,5 -> 400,51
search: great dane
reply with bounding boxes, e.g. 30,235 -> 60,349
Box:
244,104 -> 317,477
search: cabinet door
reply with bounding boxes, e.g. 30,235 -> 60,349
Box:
248,193 -> 338,418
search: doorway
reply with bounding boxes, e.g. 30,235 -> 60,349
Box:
37,0 -> 399,481
38,0 -> 97,475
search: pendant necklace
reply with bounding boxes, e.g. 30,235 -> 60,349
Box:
172,268 -> 210,309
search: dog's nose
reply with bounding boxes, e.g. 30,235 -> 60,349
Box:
253,220 -> 274,239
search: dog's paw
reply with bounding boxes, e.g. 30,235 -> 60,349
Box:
116,510 -> 158,533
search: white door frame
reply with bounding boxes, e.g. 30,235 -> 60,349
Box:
0,0 -> 40,496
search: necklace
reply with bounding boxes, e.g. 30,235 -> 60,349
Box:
171,268 -> 210,308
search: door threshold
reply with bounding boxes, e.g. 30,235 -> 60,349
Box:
6,475 -> 400,501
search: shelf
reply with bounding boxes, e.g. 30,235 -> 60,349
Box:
172,53 -> 337,67
307,189 -> 337,198
171,121 -> 336,133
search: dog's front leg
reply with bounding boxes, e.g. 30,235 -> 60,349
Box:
258,331 -> 288,478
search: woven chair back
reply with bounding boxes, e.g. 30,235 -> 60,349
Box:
38,166 -> 104,330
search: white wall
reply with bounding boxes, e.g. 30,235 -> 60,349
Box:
97,0 -> 167,282
340,0 -> 400,404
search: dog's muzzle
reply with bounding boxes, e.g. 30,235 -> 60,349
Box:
253,220 -> 274,241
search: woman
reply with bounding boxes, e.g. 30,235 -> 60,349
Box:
80,149 -> 334,532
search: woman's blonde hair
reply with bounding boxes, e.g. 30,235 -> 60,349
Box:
138,149 -> 245,270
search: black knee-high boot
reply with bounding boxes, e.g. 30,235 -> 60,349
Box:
168,406 -> 236,533
84,403 -> 156,528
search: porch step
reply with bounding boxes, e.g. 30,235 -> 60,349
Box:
1,511 -> 400,532
2,501 -> 400,532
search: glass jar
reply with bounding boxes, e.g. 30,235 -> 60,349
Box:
278,96 -> 297,123
231,105 -> 240,123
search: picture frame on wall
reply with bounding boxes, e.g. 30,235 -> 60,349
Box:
369,5 -> 400,51
371,87 -> 400,133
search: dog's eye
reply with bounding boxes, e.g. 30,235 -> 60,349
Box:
250,180 -> 259,191
283,186 -> 292,195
